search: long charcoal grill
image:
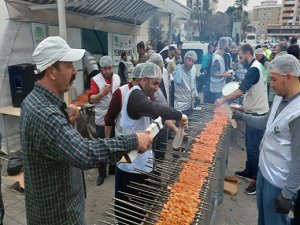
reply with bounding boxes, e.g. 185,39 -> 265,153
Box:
100,104 -> 232,225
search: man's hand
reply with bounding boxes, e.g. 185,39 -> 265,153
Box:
222,71 -> 233,77
131,59 -> 138,66
136,132 -> 152,153
215,98 -> 225,107
66,104 -> 80,124
275,193 -> 293,214
180,114 -> 188,128
232,110 -> 243,121
99,84 -> 111,97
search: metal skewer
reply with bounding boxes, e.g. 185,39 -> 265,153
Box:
108,202 -> 154,219
97,219 -> 115,225
113,198 -> 161,216
105,211 -> 140,225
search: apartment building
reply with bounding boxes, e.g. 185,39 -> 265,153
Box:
267,0 -> 300,40
252,1 -> 281,40
281,0 -> 300,25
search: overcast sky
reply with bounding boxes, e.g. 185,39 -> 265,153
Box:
176,0 -> 283,12
218,0 -> 282,12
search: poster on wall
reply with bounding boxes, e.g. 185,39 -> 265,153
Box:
31,23 -> 47,48
112,34 -> 134,65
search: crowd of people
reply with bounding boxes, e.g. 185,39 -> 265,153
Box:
209,37 -> 300,225
1,33 -> 297,225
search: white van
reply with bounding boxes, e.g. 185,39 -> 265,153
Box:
159,42 -> 208,76
245,33 -> 257,46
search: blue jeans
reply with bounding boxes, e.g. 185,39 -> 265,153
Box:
203,81 -> 215,104
182,107 -> 194,117
292,189 -> 300,225
245,124 -> 264,179
210,92 -> 223,104
96,126 -> 107,178
0,131 -> 4,225
257,170 -> 290,225
96,125 -> 105,138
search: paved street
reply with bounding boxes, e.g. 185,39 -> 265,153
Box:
1,124 -> 259,225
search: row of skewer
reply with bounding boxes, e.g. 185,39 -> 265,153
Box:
99,105 -> 231,225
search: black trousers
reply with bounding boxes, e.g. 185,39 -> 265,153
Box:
293,190 -> 300,225
0,164 -> 4,225
152,127 -> 167,161
115,167 -> 150,225
96,125 -> 116,178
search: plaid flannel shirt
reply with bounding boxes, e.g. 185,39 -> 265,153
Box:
20,83 -> 138,225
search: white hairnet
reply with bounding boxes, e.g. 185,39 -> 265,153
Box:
226,37 -> 233,46
131,63 -> 146,78
139,62 -> 162,79
184,50 -> 197,61
218,37 -> 229,49
269,54 -> 300,77
148,53 -> 163,67
99,56 -> 112,67
230,42 -> 237,49
255,48 -> 264,55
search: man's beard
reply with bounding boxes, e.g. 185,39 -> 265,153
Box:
243,60 -> 249,69
103,72 -> 113,78
184,64 -> 192,71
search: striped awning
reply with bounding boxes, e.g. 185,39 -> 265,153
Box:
14,0 -> 159,26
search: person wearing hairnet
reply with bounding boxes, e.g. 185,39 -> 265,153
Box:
172,50 -> 199,115
209,37 -> 233,103
229,42 -> 238,63
255,48 -> 269,71
115,62 -> 188,225
21,36 -> 152,225
216,44 -> 269,195
89,55 -> 121,185
230,54 -> 300,225
104,64 -> 144,138
148,53 -> 171,105
148,54 -> 178,160
224,37 -> 233,71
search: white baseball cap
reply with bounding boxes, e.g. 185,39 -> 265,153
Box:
32,36 -> 85,73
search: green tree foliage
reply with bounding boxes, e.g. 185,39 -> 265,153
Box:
226,6 -> 241,22
241,11 -> 250,33
225,1 -> 250,41
235,0 -> 249,9
199,0 -> 211,39
148,15 -> 164,50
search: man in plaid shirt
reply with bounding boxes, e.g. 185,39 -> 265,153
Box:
20,36 -> 152,225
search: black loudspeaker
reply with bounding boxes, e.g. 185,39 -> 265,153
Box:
8,63 -> 36,107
